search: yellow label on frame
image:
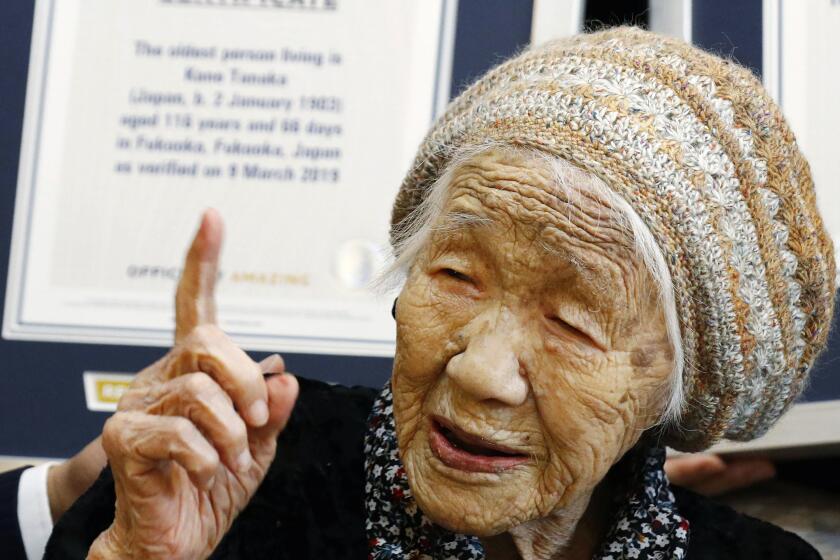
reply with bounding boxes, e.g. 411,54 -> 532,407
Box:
84,372 -> 135,412
95,379 -> 131,404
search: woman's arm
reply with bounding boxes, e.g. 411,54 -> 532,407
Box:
46,437 -> 107,523
665,453 -> 776,496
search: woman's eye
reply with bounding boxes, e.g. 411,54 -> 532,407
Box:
546,315 -> 599,348
442,268 -> 473,283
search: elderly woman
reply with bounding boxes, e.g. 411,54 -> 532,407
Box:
47,28 -> 834,559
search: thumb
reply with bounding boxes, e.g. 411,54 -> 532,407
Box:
250,373 -> 299,464
258,354 -> 286,376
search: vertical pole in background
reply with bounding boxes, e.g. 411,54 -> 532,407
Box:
762,0 -> 780,102
649,0 -> 692,42
433,0 -> 459,118
531,0 -> 584,46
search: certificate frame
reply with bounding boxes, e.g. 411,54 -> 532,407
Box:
0,0 -> 533,461
3,0 -> 459,358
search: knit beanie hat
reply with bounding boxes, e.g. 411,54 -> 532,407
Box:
390,27 -> 836,451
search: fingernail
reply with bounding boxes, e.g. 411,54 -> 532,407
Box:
236,449 -> 252,472
248,399 -> 269,426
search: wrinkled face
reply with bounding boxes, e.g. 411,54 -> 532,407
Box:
392,150 -> 675,536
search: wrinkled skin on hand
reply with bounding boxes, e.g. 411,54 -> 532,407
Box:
664,453 -> 776,497
88,210 -> 299,560
391,150 -> 676,559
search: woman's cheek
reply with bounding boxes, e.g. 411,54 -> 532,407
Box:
392,297 -> 454,430
395,282 -> 468,383
529,358 -> 636,483
394,316 -> 448,385
391,373 -> 426,449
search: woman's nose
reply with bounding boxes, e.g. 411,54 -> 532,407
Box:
445,327 -> 529,406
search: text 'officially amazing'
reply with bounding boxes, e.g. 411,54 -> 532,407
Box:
160,0 -> 338,9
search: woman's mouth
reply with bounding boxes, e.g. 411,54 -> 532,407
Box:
428,417 -> 530,473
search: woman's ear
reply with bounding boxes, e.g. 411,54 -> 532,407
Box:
391,297 -> 398,320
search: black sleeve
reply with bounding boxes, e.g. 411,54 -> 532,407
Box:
673,486 -> 823,560
43,466 -> 116,560
46,377 -> 376,559
0,467 -> 30,560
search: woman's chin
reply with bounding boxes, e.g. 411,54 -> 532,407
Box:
412,490 -> 519,537
403,442 -> 544,537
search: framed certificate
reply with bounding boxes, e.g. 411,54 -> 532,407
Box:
3,0 -> 457,357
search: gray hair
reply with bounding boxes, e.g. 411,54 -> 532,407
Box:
380,144 -> 685,426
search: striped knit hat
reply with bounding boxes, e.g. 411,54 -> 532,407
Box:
391,27 -> 835,451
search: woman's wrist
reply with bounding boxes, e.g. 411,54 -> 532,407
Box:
48,436 -> 107,522
46,461 -> 71,523
87,526 -> 132,560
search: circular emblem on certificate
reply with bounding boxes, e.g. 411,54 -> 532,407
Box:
333,240 -> 385,290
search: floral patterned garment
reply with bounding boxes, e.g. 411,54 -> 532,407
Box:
364,384 -> 690,559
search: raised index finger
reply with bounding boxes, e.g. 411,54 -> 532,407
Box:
175,209 -> 224,342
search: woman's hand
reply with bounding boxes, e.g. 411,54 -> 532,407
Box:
87,210 -> 299,560
664,453 -> 776,497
